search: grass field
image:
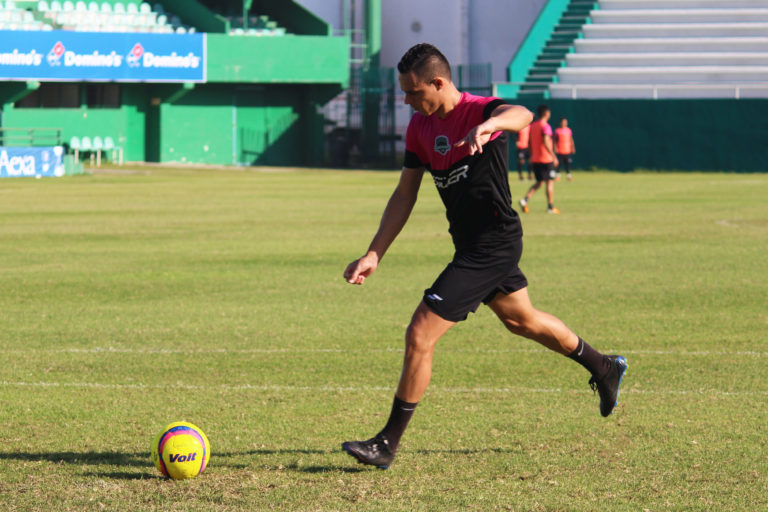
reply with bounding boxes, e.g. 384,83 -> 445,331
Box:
1,166 -> 766,511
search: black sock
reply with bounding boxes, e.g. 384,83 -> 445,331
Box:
378,396 -> 418,453
568,337 -> 610,379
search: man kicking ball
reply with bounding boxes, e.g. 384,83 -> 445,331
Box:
341,43 -> 627,469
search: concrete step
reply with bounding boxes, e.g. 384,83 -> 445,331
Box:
583,22 -> 768,38
591,8 -> 768,23
549,83 -> 768,99
557,65 -> 768,84
574,37 -> 768,53
599,0 -> 768,9
566,52 -> 768,67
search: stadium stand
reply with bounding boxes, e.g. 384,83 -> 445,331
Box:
514,0 -> 768,99
0,0 -> 348,169
33,1 -> 193,33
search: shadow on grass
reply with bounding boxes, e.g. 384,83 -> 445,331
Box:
0,451 -> 147,467
0,446 -> 502,476
216,449 -> 366,473
0,451 -> 158,480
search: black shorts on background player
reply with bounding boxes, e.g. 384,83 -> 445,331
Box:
532,162 -> 556,182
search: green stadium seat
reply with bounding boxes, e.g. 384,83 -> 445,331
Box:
103,136 -> 123,164
69,136 -> 80,160
92,136 -> 103,166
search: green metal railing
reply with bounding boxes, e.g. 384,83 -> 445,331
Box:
0,127 -> 62,147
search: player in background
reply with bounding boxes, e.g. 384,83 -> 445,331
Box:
341,44 -> 627,470
515,123 -> 532,181
555,117 -> 575,182
519,105 -> 560,214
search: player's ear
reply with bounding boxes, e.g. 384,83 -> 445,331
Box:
432,76 -> 446,90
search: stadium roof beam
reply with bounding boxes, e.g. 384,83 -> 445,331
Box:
0,80 -> 40,105
159,82 -> 196,104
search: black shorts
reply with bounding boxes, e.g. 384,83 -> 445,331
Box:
516,148 -> 530,161
532,162 -> 556,182
556,153 -> 572,172
423,233 -> 528,322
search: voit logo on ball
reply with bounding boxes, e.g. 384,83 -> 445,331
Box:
127,43 -> 144,67
47,41 -> 64,66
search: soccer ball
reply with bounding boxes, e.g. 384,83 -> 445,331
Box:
151,421 -> 210,479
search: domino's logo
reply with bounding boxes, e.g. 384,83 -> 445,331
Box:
127,43 -> 144,67
47,41 -> 64,66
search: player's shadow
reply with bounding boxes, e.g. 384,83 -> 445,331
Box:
0,450 -> 153,480
217,449 -> 366,473
0,448 -> 374,476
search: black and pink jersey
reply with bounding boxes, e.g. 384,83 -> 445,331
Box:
403,92 -> 522,249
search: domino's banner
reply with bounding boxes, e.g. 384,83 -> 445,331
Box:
0,146 -> 65,178
0,30 -> 205,82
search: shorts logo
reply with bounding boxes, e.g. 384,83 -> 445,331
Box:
426,293 -> 444,302
434,135 -> 451,155
433,164 -> 469,189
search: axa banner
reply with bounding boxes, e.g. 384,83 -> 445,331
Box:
0,30 -> 205,82
0,146 -> 65,178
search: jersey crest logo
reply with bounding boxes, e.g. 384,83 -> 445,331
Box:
434,135 -> 451,155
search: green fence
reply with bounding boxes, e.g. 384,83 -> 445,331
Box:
504,98 -> 768,172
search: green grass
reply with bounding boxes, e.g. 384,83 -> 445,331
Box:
1,167 -> 766,511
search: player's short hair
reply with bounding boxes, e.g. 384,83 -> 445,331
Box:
397,43 -> 452,82
537,104 -> 550,117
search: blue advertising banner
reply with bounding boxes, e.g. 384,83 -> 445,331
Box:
0,146 -> 65,178
0,30 -> 205,82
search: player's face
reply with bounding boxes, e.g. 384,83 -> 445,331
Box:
399,71 -> 440,116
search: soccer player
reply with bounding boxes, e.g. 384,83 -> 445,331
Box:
341,44 -> 627,470
519,105 -> 559,214
555,117 -> 575,181
515,123 -> 531,181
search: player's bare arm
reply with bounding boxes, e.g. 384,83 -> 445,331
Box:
344,167 -> 424,285
454,104 -> 533,155
544,133 -> 559,167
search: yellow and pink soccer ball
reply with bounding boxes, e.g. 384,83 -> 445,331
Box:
151,421 -> 210,479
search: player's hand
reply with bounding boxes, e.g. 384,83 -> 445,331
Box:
343,253 -> 379,285
454,122 -> 494,155
554,157 -> 559,167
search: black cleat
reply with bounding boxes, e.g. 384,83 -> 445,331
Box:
341,435 -> 395,470
589,355 -> 628,417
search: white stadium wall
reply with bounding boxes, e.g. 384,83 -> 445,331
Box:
296,0 -> 547,83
